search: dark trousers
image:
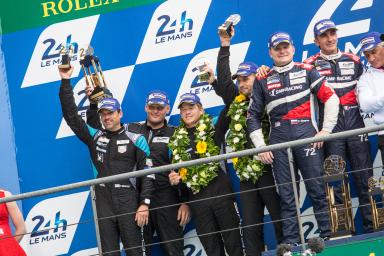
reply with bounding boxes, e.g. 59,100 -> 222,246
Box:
144,188 -> 184,256
189,172 -> 244,256
325,135 -> 374,233
272,144 -> 331,243
95,185 -> 142,256
379,135 -> 384,173
240,168 -> 283,256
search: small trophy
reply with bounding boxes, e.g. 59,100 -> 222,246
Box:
323,155 -> 354,238
218,14 -> 241,38
79,46 -> 112,103
368,176 -> 384,230
58,43 -> 73,69
195,58 -> 210,83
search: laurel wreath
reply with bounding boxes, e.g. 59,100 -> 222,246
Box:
226,94 -> 265,183
169,114 -> 220,193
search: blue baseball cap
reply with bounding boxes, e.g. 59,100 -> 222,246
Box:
360,32 -> 383,53
146,90 -> 170,106
268,32 -> 293,48
177,93 -> 202,108
313,19 -> 337,37
97,97 -> 121,113
232,62 -> 258,79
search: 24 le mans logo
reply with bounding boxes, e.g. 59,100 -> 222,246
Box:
155,11 -> 193,44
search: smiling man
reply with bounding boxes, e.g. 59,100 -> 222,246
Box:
247,32 -> 339,244
215,24 -> 282,255
59,66 -> 154,256
304,19 -> 373,234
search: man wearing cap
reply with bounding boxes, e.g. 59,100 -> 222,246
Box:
304,19 -> 373,233
247,32 -> 339,244
215,24 -> 282,255
126,91 -> 190,256
169,70 -> 243,255
58,66 -> 155,256
358,32 -> 384,172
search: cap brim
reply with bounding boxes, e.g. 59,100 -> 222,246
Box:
271,40 -> 292,48
97,107 -> 119,113
362,43 -> 379,53
316,27 -> 337,36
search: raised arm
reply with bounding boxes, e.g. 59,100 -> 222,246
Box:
59,66 -> 96,146
215,25 -> 238,106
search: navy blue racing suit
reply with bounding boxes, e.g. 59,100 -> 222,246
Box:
304,51 -> 373,233
247,62 -> 338,243
216,46 -> 283,255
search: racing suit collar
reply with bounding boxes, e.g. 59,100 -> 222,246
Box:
105,124 -> 125,136
273,61 -> 295,73
145,119 -> 167,130
320,50 -> 342,61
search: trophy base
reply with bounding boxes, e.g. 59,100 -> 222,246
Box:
330,230 -> 353,240
58,63 -> 71,69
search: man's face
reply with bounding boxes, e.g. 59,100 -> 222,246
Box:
315,29 -> 338,55
145,104 -> 169,125
364,45 -> 384,69
269,42 -> 295,66
180,103 -> 204,128
237,74 -> 255,96
99,109 -> 122,131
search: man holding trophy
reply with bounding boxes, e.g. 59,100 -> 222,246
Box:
58,49 -> 155,255
216,22 -> 282,255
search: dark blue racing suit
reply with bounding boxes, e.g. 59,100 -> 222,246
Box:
247,61 -> 339,243
304,52 -> 373,233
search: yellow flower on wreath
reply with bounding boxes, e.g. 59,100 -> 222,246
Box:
234,94 -> 246,103
232,157 -> 239,166
196,141 -> 208,154
179,168 -> 188,181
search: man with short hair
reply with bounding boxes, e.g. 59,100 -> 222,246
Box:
59,66 -> 154,256
357,32 -> 384,172
86,89 -> 190,255
304,19 -> 373,233
216,25 -> 282,255
128,91 -> 190,256
247,32 -> 339,244
169,73 -> 243,255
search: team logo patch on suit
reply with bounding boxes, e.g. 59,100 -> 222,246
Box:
290,77 -> 306,85
117,140 -> 130,145
289,70 -> 306,79
118,145 -> 127,153
338,62 -> 354,69
340,69 -> 354,75
267,74 -> 281,89
152,137 -> 170,143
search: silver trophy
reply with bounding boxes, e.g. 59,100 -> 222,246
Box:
218,14 -> 241,37
195,58 -> 210,83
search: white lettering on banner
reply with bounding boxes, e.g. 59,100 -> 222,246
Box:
303,0 -> 372,46
20,191 -> 89,256
56,66 -> 133,139
183,229 -> 207,255
21,15 -> 99,88
169,42 -> 250,116
136,0 -> 212,64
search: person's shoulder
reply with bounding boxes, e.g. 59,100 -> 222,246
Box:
340,51 -> 361,63
0,190 -> 11,197
303,53 -> 321,65
294,62 -> 314,71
